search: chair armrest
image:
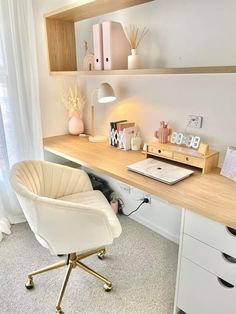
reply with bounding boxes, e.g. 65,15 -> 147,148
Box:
34,196 -> 115,255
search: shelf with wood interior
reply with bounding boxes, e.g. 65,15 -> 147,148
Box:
45,0 -> 154,72
49,66 -> 236,76
45,0 -> 236,75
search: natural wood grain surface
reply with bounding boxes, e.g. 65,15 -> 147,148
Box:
147,141 -> 219,174
49,66 -> 236,76
45,19 -> 77,71
45,0 -> 154,22
44,135 -> 236,228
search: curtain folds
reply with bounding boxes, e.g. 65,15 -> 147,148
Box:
0,0 -> 43,241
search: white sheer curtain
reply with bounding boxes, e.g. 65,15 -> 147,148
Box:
0,0 -> 43,241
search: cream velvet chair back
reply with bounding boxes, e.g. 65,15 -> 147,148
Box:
10,160 -> 122,313
10,160 -> 121,255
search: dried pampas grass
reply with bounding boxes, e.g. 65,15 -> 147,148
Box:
61,86 -> 86,116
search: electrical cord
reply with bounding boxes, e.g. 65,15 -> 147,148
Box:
119,197 -> 150,217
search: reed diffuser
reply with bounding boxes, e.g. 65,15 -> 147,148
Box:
124,25 -> 149,69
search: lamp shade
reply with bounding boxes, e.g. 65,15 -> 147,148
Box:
97,83 -> 116,103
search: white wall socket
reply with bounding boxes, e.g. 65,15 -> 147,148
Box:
143,194 -> 152,204
120,183 -> 131,194
187,115 -> 203,128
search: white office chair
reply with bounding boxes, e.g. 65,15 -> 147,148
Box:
10,160 -> 122,314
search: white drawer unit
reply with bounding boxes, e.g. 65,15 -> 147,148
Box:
184,210 -> 236,258
178,258 -> 236,314
174,209 -> 236,314
182,234 -> 236,286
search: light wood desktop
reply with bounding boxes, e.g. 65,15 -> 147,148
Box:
44,134 -> 236,229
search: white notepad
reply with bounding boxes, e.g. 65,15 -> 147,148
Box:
221,146 -> 236,182
128,158 -> 194,185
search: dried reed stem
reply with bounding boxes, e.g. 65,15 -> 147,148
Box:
124,25 -> 149,49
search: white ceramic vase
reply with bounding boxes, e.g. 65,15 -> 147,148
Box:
128,49 -> 140,70
68,114 -> 84,135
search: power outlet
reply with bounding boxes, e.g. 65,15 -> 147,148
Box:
187,115 -> 203,128
143,194 -> 151,204
120,183 -> 131,194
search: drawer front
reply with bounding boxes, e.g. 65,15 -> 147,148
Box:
174,152 -> 203,168
148,146 -> 173,158
184,210 -> 236,258
182,234 -> 236,285
178,258 -> 236,314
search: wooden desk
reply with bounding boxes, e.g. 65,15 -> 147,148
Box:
44,135 -> 236,229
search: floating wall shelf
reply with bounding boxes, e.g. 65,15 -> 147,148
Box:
45,0 -> 236,75
49,66 -> 236,76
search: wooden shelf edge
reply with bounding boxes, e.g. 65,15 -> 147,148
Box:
50,66 -> 236,76
44,0 -> 154,22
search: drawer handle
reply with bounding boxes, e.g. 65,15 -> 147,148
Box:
226,226 -> 236,236
217,277 -> 234,288
222,252 -> 236,264
158,149 -> 161,153
186,157 -> 189,161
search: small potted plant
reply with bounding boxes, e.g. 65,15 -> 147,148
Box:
61,86 -> 86,135
124,25 -> 149,69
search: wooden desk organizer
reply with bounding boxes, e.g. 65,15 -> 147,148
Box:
146,141 -> 219,174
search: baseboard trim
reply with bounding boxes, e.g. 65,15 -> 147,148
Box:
9,214 -> 26,224
130,214 -> 179,244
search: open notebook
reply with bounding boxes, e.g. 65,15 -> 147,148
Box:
128,158 -> 194,185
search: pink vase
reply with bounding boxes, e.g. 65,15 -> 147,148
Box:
68,115 -> 84,135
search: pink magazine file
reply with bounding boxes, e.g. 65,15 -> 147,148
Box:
102,21 -> 130,70
93,23 -> 103,70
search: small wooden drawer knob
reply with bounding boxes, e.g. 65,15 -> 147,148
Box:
158,149 -> 161,153
186,157 -> 189,161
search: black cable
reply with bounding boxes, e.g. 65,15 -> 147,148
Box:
121,198 -> 149,217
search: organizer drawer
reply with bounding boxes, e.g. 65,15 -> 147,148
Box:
178,258 -> 236,314
147,145 -> 173,158
173,152 -> 203,168
184,210 -> 236,258
182,234 -> 236,285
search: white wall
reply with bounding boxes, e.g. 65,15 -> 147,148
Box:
33,0 -> 236,243
76,0 -> 236,69
83,73 -> 236,166
74,0 -> 236,166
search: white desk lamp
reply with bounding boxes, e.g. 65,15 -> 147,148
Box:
89,83 -> 116,142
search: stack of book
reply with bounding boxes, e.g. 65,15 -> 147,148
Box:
110,120 -> 135,150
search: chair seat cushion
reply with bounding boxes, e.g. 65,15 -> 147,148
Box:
58,190 -> 122,238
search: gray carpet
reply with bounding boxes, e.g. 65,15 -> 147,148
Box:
0,216 -> 178,314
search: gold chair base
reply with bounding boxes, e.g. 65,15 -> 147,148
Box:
25,248 -> 112,314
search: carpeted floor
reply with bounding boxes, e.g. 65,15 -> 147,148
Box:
0,216 -> 178,314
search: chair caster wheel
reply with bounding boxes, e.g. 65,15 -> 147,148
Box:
104,283 -> 112,292
98,249 -> 106,260
56,308 -> 64,314
25,277 -> 34,290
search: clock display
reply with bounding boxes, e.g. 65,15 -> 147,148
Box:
170,132 -> 201,149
